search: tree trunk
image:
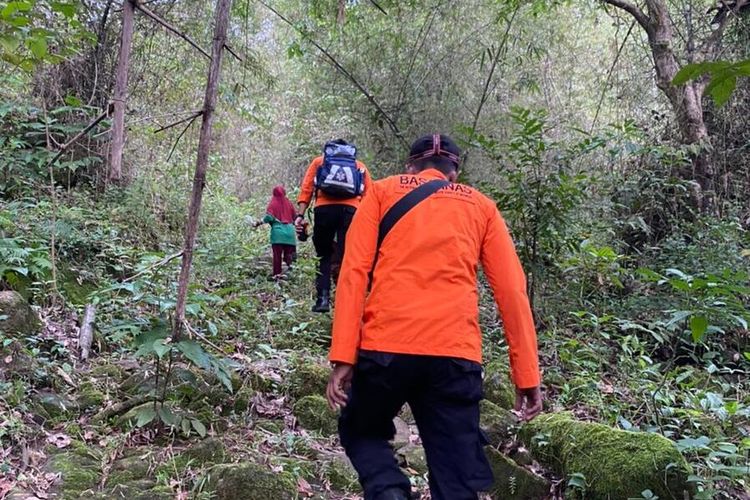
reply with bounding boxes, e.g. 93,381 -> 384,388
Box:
108,0 -> 135,184
172,0 -> 234,342
604,0 -> 716,208
79,304 -> 96,361
644,1 -> 713,203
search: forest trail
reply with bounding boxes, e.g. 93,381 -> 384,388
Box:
1,0 -> 749,499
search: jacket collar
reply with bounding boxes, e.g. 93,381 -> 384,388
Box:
417,168 -> 449,181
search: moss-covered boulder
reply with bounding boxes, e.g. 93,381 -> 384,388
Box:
480,400 -> 518,446
288,360 -> 329,400
396,444 -> 428,475
521,413 -> 693,500
77,382 -> 106,411
48,450 -> 100,499
484,360 -> 515,409
34,390 -> 79,420
323,454 -> 359,492
0,339 -> 40,381
0,290 -> 40,335
486,447 -> 550,500
184,437 -> 227,464
206,463 -> 296,500
104,452 -> 154,488
293,395 -> 338,435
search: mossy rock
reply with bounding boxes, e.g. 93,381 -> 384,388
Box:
33,390 -> 79,420
520,412 -> 693,500
396,444 -> 427,475
484,360 -> 515,409
293,395 -> 338,435
255,419 -> 284,434
480,400 -> 518,446
323,454 -> 359,492
0,339 -> 40,381
107,481 -> 173,500
77,382 -> 106,411
248,369 -> 276,393
206,462 -> 296,500
60,271 -> 97,306
0,290 -> 40,336
184,437 -> 227,464
486,447 -> 550,500
89,363 -> 125,382
105,454 -> 153,487
48,451 -> 100,499
287,360 -> 329,400
232,385 -> 254,414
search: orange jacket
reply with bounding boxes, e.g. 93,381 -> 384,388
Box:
297,156 -> 372,209
329,168 -> 541,389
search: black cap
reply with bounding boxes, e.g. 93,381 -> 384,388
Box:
408,134 -> 461,166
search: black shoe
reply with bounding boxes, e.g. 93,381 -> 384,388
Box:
374,487 -> 409,500
312,293 -> 330,313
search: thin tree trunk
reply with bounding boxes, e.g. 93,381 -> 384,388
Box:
172,0 -> 234,342
337,0 -> 346,25
602,0 -> 716,208
79,304 -> 97,361
108,0 -> 135,184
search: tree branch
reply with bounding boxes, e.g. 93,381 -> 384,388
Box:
153,111 -> 203,134
602,0 -> 651,33
259,0 -> 408,147
134,0 -> 211,60
44,104 -> 113,171
698,0 -> 748,61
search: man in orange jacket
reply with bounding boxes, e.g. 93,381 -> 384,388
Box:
295,139 -> 372,312
325,135 -> 542,500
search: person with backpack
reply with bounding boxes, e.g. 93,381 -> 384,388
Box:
325,135 -> 543,500
295,139 -> 372,312
254,185 -> 297,279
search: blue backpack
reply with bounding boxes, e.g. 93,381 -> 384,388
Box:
314,142 -> 365,199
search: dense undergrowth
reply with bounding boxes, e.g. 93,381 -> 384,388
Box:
1,102 -> 749,499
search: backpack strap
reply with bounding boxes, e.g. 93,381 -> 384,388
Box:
369,178 -> 449,285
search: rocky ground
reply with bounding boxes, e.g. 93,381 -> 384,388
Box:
1,290 -> 697,499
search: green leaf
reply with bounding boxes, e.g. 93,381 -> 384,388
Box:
0,34 -> 20,54
135,406 -> 157,427
689,316 -> 709,342
152,339 -> 171,359
191,419 -> 207,438
29,36 -> 48,59
181,416 -> 191,436
64,95 -> 82,106
51,2 -> 76,18
157,406 -> 180,427
673,63 -> 710,85
176,339 -> 211,370
707,75 -> 737,107
2,1 -> 32,19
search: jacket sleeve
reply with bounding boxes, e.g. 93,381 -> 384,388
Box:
480,204 -> 541,389
329,181 -> 381,364
297,158 -> 320,206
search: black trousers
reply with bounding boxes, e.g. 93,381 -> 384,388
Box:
339,351 -> 494,500
312,204 -> 356,294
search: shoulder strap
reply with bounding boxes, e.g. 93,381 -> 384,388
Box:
369,179 -> 449,284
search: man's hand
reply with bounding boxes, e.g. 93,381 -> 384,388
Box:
326,363 -> 354,411
294,214 -> 304,228
514,386 -> 543,421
